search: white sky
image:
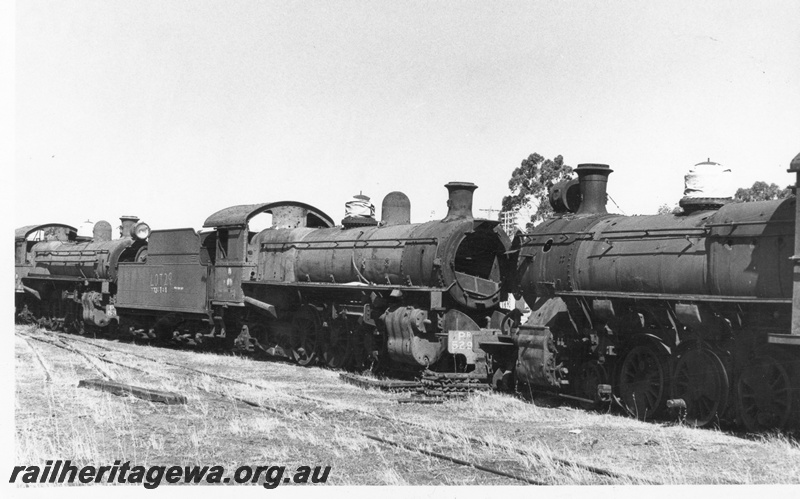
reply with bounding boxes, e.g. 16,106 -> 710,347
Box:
12,0 -> 800,231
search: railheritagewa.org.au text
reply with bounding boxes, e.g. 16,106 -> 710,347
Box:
10,460 -> 332,488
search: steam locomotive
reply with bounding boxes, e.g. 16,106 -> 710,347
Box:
15,217 -> 151,331
489,155 -> 800,432
15,183 -> 512,378
15,154 -> 800,432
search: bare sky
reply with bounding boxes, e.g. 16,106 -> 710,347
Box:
13,0 -> 800,231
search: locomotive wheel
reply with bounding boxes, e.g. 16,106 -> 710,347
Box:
291,306 -> 321,367
574,360 -> 608,410
670,348 -> 729,427
736,355 -> 793,432
322,318 -> 352,369
618,345 -> 668,420
322,341 -> 349,369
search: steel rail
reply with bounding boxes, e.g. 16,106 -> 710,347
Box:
47,331 -> 657,485
20,332 -> 115,380
361,432 -> 547,485
29,332 -> 543,485
16,332 -> 53,382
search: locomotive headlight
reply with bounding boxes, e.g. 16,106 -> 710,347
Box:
133,222 -> 151,240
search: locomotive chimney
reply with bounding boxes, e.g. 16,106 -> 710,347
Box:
442,182 -> 477,222
119,216 -> 140,238
575,164 -> 613,215
381,191 -> 411,226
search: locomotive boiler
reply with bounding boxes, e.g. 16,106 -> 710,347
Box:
108,182 -> 512,376
495,158 -> 800,432
15,217 -> 150,331
246,182 -> 510,370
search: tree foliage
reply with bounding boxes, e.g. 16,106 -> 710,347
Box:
656,204 -> 682,215
734,181 -> 791,202
501,153 -> 573,230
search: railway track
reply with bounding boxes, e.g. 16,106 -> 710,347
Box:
17,334 -> 53,382
18,330 -> 537,484
19,328 -> 656,485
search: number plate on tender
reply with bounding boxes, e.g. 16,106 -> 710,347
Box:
448,330 -> 474,355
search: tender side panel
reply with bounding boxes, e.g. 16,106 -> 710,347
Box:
117,229 -> 209,314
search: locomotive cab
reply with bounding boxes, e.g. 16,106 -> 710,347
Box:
203,202 -> 336,307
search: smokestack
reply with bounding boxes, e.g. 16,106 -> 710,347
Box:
442,182 -> 477,222
575,164 -> 613,215
120,216 -> 140,238
381,191 -> 411,226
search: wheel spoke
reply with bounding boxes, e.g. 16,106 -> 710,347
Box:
669,348 -> 729,428
619,345 -> 667,420
736,356 -> 792,432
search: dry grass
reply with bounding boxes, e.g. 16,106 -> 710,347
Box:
14,325 -> 800,486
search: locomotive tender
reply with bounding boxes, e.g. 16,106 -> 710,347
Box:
492,154 -> 800,432
16,183 -> 512,377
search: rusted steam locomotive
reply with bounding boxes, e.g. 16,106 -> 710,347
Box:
15,156 -> 800,432
490,155 -> 800,432
15,183 -> 512,378
15,218 -> 151,331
